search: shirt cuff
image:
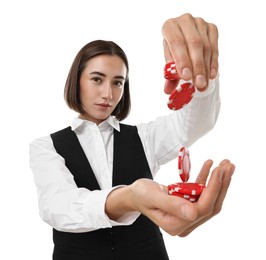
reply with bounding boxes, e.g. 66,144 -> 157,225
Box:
108,211 -> 141,226
82,186 -> 140,229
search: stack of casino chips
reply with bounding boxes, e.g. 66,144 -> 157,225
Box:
168,182 -> 205,202
167,147 -> 206,202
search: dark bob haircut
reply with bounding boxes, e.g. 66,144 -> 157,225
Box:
64,40 -> 131,121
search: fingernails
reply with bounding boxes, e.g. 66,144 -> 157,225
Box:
210,68 -> 217,79
182,67 -> 192,79
195,74 -> 207,88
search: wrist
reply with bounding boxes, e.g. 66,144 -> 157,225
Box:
105,185 -> 137,220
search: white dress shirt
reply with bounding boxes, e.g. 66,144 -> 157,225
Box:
29,78 -> 220,233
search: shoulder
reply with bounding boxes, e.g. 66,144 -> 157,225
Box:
30,126 -> 71,151
29,134 -> 55,157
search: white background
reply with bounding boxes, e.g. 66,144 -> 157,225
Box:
1,0 -> 265,259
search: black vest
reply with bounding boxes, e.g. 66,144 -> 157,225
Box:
50,124 -> 169,260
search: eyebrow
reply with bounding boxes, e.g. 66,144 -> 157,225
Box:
90,71 -> 125,80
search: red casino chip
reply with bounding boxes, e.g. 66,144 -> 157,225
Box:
168,191 -> 199,202
167,182 -> 206,202
164,62 -> 180,81
168,182 -> 205,196
164,62 -> 195,110
178,147 -> 190,182
167,82 -> 195,110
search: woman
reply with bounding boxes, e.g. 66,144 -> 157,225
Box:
30,14 -> 235,260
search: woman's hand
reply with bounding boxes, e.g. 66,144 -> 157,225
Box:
106,159 -> 235,237
162,13 -> 219,94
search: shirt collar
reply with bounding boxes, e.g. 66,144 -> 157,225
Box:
71,116 -> 120,132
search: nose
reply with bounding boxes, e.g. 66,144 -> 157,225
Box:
102,82 -> 112,100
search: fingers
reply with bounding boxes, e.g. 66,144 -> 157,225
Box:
143,181 -> 197,222
164,79 -> 179,94
149,191 -> 198,236
163,38 -> 174,64
197,160 -> 234,213
179,161 -> 235,236
162,16 -> 193,81
211,161 -> 235,215
193,17 -> 210,91
219,159 -> 231,167
208,23 -> 219,79
195,159 -> 213,184
178,170 -> 224,236
180,16 -> 208,89
196,166 -> 224,212
131,160 -> 235,237
156,191 -> 198,221
162,13 -> 219,91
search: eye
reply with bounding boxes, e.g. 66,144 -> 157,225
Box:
91,77 -> 102,84
113,80 -> 123,88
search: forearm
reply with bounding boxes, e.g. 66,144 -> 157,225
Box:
30,137 -> 140,232
137,77 -> 220,169
39,188 -> 114,232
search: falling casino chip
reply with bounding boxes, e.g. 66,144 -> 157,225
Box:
164,62 -> 195,110
178,147 -> 190,182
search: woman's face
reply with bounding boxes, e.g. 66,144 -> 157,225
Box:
79,54 -> 127,124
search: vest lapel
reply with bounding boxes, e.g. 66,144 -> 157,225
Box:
51,127 -> 101,190
51,124 -> 152,190
112,124 -> 152,186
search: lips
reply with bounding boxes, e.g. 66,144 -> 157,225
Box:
96,103 -> 112,108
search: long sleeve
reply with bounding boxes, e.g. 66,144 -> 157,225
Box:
137,77 -> 220,175
29,135 -> 139,233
